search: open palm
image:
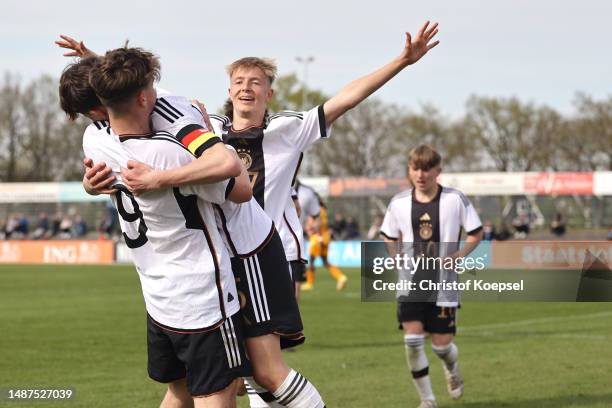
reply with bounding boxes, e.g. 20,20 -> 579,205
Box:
402,21 -> 439,65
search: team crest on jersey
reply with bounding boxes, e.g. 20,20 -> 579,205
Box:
419,213 -> 433,240
236,148 -> 253,169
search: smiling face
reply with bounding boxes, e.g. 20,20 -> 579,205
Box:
228,65 -> 274,122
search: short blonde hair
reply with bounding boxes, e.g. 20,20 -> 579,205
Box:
226,57 -> 277,85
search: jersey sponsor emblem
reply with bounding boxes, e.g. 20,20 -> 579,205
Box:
227,292 -> 234,302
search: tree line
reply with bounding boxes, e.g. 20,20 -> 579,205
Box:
1,72 -> 610,182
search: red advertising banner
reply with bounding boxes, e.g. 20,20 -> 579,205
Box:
0,240 -> 114,264
523,172 -> 594,195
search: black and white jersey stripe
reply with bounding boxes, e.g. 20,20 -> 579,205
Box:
93,120 -> 109,130
242,254 -> 271,323
154,97 -> 185,123
219,318 -> 242,368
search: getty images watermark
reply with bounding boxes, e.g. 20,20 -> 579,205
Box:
361,241 -> 612,302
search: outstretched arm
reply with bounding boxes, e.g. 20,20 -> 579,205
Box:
55,35 -> 97,58
323,21 -> 439,125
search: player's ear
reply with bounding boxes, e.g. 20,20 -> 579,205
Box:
266,87 -> 274,102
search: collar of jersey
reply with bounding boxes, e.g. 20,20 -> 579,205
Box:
412,184 -> 443,204
117,133 -> 156,142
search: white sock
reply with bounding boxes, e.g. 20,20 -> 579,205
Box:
432,342 -> 458,372
272,369 -> 325,408
404,334 -> 435,401
245,377 -> 285,407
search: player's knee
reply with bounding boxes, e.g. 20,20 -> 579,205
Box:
404,333 -> 426,353
166,378 -> 191,403
431,342 -> 452,356
430,333 -> 453,347
253,367 -> 284,392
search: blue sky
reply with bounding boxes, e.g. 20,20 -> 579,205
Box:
1,0 -> 610,118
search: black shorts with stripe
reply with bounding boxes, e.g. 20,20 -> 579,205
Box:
231,231 -> 305,349
397,302 -> 457,334
147,313 -> 251,396
290,260 -> 307,282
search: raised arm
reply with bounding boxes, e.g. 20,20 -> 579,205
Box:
55,35 -> 98,58
323,21 -> 439,125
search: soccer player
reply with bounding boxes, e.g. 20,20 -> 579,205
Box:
115,21 -> 440,302
380,145 -> 483,408
296,180 -> 347,291
58,39 -> 326,408
67,47 -> 253,407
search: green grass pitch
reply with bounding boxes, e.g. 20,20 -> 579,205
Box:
1,264 -> 611,407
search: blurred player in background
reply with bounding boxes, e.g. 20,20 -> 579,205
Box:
380,145 -> 482,408
296,180 -> 347,291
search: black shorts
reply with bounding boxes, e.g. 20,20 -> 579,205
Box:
397,302 -> 457,334
147,313 -> 251,396
231,231 -> 305,349
290,260 -> 307,282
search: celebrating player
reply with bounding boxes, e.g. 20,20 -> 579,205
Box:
116,21 -> 440,299
57,38 -> 326,408
66,47 -> 253,407
380,145 -> 483,408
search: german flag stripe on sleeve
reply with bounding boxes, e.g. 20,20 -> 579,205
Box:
176,124 -> 221,157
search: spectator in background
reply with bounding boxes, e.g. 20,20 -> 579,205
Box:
332,213 -> 347,240
495,223 -> 512,241
607,227 -> 612,241
345,216 -> 361,239
367,215 -> 383,240
482,220 -> 496,241
550,212 -> 566,237
32,212 -> 50,239
512,214 -> 530,239
59,215 -> 73,239
72,215 -> 88,238
4,216 -> 18,239
14,214 -> 29,238
50,213 -> 62,238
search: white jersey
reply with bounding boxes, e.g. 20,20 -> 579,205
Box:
380,186 -> 482,307
296,182 -> 321,228
210,106 -> 330,262
83,122 -> 239,330
151,90 -> 275,257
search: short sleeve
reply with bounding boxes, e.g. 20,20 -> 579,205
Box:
82,123 -> 126,178
380,203 -> 400,240
269,105 -> 330,152
303,191 -> 320,218
151,94 -> 221,157
460,195 -> 483,234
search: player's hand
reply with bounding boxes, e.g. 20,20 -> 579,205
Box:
83,157 -> 117,195
191,99 -> 214,132
121,160 -> 160,196
55,34 -> 97,58
400,21 -> 439,66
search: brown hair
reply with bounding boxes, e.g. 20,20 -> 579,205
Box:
226,57 -> 277,85
89,46 -> 160,113
408,144 -> 442,171
59,57 -> 102,120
